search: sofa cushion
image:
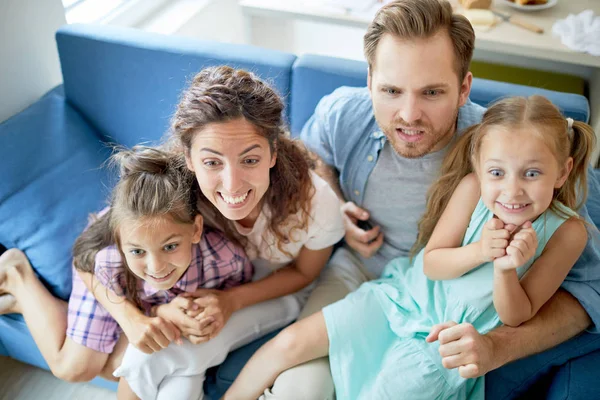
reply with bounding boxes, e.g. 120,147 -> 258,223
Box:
485,332 -> 600,399
0,87 -> 111,299
546,349 -> 600,400
56,24 -> 298,148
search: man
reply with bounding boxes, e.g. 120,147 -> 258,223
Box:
260,0 -> 600,399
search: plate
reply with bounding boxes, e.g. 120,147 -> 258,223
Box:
497,0 -> 558,12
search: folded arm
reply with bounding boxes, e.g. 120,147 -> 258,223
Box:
76,269 -> 180,353
424,173 -> 483,280
493,218 -> 587,327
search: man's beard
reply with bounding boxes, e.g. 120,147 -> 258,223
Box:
379,110 -> 459,159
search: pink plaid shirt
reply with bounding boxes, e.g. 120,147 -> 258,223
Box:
66,228 -> 252,353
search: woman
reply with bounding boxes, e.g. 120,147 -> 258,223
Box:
108,66 -> 345,399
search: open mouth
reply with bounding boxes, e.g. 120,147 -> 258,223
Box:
219,190 -> 251,208
396,127 -> 425,143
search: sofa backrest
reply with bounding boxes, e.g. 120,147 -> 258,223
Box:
290,54 -> 590,136
0,87 -> 111,299
290,54 -> 368,135
56,24 -> 297,147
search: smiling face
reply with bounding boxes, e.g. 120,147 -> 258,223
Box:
368,31 -> 472,158
120,214 -> 203,290
185,118 -> 277,228
477,126 -> 572,226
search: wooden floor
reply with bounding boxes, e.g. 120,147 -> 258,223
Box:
0,356 -> 116,400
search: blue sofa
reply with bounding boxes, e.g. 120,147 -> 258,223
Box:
1,23 -> 598,399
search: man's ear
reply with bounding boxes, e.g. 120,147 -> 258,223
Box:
458,71 -> 473,108
191,214 -> 203,244
555,157 -> 574,189
367,69 -> 372,91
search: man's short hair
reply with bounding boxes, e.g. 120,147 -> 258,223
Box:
364,0 -> 475,81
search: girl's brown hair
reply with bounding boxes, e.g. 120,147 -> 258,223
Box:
72,146 -> 197,308
169,66 -> 315,257
412,95 -> 596,255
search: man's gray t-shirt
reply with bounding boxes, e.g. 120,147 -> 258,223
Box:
360,141 -> 448,277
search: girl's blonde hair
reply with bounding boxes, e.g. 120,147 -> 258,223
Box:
413,95 -> 596,255
72,146 -> 197,308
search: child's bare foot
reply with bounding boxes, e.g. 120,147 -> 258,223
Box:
0,294 -> 18,314
0,249 -> 34,294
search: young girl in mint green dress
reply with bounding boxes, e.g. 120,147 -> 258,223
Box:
224,96 -> 596,400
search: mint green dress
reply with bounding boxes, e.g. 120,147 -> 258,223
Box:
323,199 -> 574,400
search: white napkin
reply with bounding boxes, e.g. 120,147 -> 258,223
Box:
552,10 -> 600,56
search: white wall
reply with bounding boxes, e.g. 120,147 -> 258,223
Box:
0,0 -> 66,123
176,0 -> 246,44
250,16 -> 367,61
137,0 -> 247,45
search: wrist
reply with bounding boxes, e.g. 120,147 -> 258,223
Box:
494,266 -> 517,277
126,301 -> 148,320
483,329 -> 510,372
473,241 -> 487,265
225,287 -> 243,312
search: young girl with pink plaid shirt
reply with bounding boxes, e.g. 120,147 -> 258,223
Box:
0,146 -> 252,385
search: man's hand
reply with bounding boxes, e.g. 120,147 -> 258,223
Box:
154,296 -> 215,344
494,221 -> 537,271
426,321 -> 496,379
478,218 -> 515,262
341,202 -> 383,258
183,288 -> 237,341
121,310 -> 181,354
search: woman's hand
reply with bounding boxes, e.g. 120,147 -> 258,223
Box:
154,296 -> 216,344
183,288 -> 238,340
120,309 -> 181,354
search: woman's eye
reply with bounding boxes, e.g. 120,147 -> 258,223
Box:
243,158 -> 259,165
203,160 -> 221,167
525,170 -> 540,178
130,249 -> 145,256
490,169 -> 504,177
164,243 -> 178,252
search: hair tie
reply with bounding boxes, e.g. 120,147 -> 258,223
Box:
566,117 -> 574,133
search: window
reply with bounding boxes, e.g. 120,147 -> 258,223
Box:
62,0 -> 134,24
62,0 -> 169,26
